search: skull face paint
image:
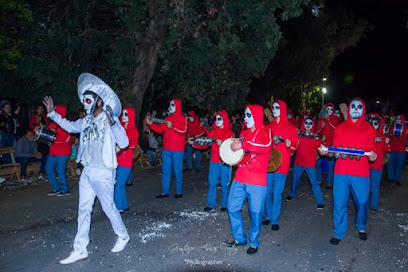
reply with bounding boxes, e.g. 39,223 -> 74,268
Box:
168,100 -> 176,115
326,106 -> 333,116
287,112 -> 292,119
121,109 -> 129,123
304,118 -> 313,131
188,116 -> 194,122
272,102 -> 280,118
349,99 -> 363,119
83,93 -> 97,115
396,115 -> 402,125
334,110 -> 340,117
244,108 -> 255,129
371,119 -> 380,130
215,114 -> 223,127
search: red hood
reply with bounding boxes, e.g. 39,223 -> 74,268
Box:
370,113 -> 385,135
300,117 -> 315,133
121,107 -> 137,129
55,104 -> 67,118
347,98 -> 366,125
246,104 -> 264,130
273,100 -> 288,123
172,98 -> 183,115
218,110 -> 231,130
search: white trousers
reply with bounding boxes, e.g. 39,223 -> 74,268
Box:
73,167 -> 128,252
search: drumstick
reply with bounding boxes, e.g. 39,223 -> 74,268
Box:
318,147 -> 372,156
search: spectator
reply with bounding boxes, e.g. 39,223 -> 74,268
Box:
14,129 -> 42,182
29,104 -> 49,177
12,104 -> 22,139
143,112 -> 151,133
140,131 -> 156,166
0,101 -> 16,164
231,115 -> 241,138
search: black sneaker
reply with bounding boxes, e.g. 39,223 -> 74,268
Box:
359,232 -> 367,241
330,237 -> 341,245
126,183 -> 133,186
47,190 -> 60,196
56,192 -> 70,196
204,207 -> 215,212
247,246 -> 258,255
155,194 -> 170,199
286,196 -> 294,201
317,204 -> 325,210
271,224 -> 279,231
184,169 -> 192,171
370,208 -> 378,212
262,219 -> 271,225
396,181 -> 401,186
326,185 -> 332,189
174,194 -> 183,198
225,240 -> 247,247
195,169 -> 200,173
220,207 -> 228,212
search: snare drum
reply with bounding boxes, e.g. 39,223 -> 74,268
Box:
393,124 -> 403,137
219,138 -> 244,166
34,125 -> 56,145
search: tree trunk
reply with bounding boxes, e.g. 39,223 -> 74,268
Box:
121,0 -> 168,121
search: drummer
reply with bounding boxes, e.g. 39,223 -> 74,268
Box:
285,117 -> 325,209
387,114 -> 408,185
263,100 -> 298,231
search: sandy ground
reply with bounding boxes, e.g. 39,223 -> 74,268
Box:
0,159 -> 407,272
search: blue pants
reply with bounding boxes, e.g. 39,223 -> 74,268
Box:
146,150 -> 156,165
162,150 -> 184,195
370,169 -> 382,210
333,174 -> 369,239
265,173 -> 287,224
387,152 -> 405,182
15,156 -> 41,177
289,164 -> 324,205
185,145 -> 201,170
40,155 -> 48,174
227,180 -> 266,248
126,169 -> 134,185
0,133 -> 15,164
316,157 -> 335,185
45,155 -> 70,193
207,162 -> 231,208
114,166 -> 131,210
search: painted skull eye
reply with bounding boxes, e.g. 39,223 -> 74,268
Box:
216,117 -> 222,121
373,122 -> 378,126
85,98 -> 92,104
246,113 -> 252,118
274,106 -> 280,110
171,103 -> 175,107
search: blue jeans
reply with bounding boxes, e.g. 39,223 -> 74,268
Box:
387,152 -> 405,182
289,164 -> 324,205
0,132 -> 15,164
162,150 -> 184,195
45,155 -> 70,193
227,180 -> 266,248
316,157 -> 335,185
265,173 -> 287,224
126,168 -> 134,185
333,174 -> 369,239
15,156 -> 41,177
146,150 -> 156,165
370,169 -> 382,210
185,144 -> 201,170
115,166 -> 132,210
207,162 -> 231,208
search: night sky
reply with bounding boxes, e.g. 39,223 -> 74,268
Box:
324,0 -> 408,115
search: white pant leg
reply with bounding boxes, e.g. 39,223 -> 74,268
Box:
73,167 -> 97,252
89,167 -> 128,239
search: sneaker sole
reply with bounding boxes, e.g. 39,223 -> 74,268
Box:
56,193 -> 70,197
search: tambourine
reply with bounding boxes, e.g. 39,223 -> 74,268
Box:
219,138 -> 244,166
34,125 -> 56,145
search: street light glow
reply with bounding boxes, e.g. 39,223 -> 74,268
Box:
322,77 -> 327,81
322,87 -> 327,94
376,100 -> 380,104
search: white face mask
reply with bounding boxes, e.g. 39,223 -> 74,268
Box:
349,100 -> 363,119
304,119 -> 313,131
244,108 -> 255,129
83,94 -> 97,115
396,116 -> 402,125
188,116 -> 194,122
287,112 -> 292,119
326,106 -> 333,116
168,100 -> 176,115
215,114 -> 223,127
272,102 -> 280,118
334,110 -> 340,117
372,119 -> 380,130
121,109 -> 129,123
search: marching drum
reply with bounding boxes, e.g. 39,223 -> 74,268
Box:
34,125 -> 56,145
393,124 -> 403,137
219,138 -> 244,166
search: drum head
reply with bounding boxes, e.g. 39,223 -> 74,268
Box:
220,138 -> 244,166
267,148 -> 282,173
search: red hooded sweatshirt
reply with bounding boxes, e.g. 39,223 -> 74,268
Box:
287,109 -> 297,127
333,98 -> 376,178
234,105 -> 272,186
149,99 -> 187,152
315,102 -> 338,146
187,111 -> 204,138
198,110 -> 234,163
297,110 -> 308,129
266,100 -> 299,175
48,105 -> 72,156
389,114 -> 407,153
294,117 -> 321,168
369,113 -> 390,171
117,107 -> 139,168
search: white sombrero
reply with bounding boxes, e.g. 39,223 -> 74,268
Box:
77,73 -> 122,117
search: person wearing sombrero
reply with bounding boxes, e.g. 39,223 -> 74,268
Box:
43,73 -> 130,264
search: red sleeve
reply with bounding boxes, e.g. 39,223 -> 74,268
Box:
287,127 -> 299,153
367,128 -> 376,152
172,116 -> 187,134
241,128 -> 272,154
149,123 -> 166,134
128,129 -> 139,149
315,119 -> 323,134
54,126 -> 71,144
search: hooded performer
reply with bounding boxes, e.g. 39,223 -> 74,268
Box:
115,107 -> 139,213
147,99 -> 187,198
263,100 -> 298,230
369,114 -> 390,211
287,109 -> 297,127
320,98 -> 377,245
194,110 -> 233,212
387,114 -> 407,185
286,117 -> 325,208
315,102 -> 339,188
185,110 -> 204,172
43,73 -> 130,264
226,105 -> 272,255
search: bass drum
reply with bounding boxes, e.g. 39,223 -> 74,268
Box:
34,125 -> 56,145
267,148 -> 282,173
219,138 -> 244,166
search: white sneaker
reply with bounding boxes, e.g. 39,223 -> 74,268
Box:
0,177 -> 6,184
59,250 -> 88,264
111,236 -> 130,253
